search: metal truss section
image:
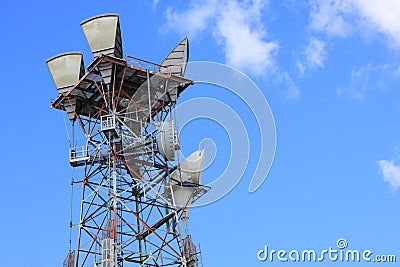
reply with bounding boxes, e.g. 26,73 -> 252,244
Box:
51,52 -> 206,267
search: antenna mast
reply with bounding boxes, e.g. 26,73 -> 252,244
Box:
47,13 -> 209,267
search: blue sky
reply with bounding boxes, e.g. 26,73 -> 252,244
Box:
2,0 -> 400,266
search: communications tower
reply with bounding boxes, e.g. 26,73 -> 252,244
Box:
47,13 -> 208,267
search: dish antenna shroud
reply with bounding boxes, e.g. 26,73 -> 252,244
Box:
156,120 -> 180,161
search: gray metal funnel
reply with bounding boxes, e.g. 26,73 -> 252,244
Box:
46,51 -> 85,121
80,13 -> 123,58
160,37 -> 189,103
81,14 -> 123,87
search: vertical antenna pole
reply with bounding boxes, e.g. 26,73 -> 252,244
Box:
113,141 -> 117,242
146,69 -> 152,118
69,121 -> 75,252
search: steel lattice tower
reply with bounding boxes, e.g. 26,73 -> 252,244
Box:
47,13 -> 208,267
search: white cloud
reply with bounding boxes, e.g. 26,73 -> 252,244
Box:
336,64 -> 371,101
308,1 -> 400,98
164,0 -> 279,75
296,37 -> 327,77
215,0 -> 278,75
305,37 -> 327,68
336,63 -> 398,101
309,0 -> 353,38
353,0 -> 400,47
164,0 -> 218,37
309,0 -> 400,48
296,61 -> 306,78
281,71 -> 300,100
378,159 -> 400,191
